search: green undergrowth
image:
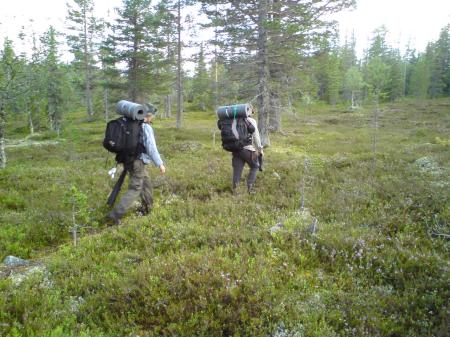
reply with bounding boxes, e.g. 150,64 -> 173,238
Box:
0,99 -> 449,336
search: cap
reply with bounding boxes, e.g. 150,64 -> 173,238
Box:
143,103 -> 158,116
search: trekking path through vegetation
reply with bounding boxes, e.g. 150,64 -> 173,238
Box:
4,133 -> 60,148
0,99 -> 448,336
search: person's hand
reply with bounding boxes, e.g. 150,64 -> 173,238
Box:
259,148 -> 264,156
159,164 -> 166,175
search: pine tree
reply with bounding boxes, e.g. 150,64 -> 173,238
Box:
175,0 -> 183,128
159,0 -> 195,128
114,0 -> 161,102
154,0 -> 177,118
199,0 -> 356,145
66,0 -> 101,118
99,23 -> 122,121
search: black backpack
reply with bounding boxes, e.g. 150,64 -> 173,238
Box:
103,117 -> 144,164
217,117 -> 255,152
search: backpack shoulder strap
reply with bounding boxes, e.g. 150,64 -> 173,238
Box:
244,117 -> 255,134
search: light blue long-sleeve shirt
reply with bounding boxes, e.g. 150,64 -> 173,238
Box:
139,123 -> 163,167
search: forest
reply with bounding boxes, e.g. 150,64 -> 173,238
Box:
0,0 -> 449,336
0,0 -> 449,162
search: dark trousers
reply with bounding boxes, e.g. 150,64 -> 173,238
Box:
232,149 -> 259,188
109,159 -> 153,219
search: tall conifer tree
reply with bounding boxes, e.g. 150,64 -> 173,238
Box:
199,0 -> 356,145
66,0 -> 101,118
191,44 -> 210,110
114,0 -> 162,102
0,40 -> 22,168
41,26 -> 64,134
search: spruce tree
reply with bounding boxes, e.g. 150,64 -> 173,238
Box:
427,25 -> 450,98
387,48 -> 405,101
327,51 -> 341,106
27,33 -> 46,133
409,55 -> 431,99
41,26 -> 64,134
191,44 -> 211,111
343,66 -> 364,109
0,40 -> 22,168
363,27 -> 392,101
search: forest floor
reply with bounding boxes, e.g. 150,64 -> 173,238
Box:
0,98 -> 449,336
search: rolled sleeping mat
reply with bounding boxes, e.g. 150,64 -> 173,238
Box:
116,100 -> 146,120
216,103 -> 253,120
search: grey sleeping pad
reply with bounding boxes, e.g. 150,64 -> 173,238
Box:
216,103 -> 253,120
116,100 -> 146,120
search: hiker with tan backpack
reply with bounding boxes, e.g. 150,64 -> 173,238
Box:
217,104 -> 264,194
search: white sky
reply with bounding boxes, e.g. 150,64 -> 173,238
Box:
334,0 -> 450,56
0,0 -> 449,60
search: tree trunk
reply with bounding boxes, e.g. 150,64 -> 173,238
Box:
213,2 -> 219,109
176,0 -> 183,129
83,7 -> 94,118
130,14 -> 140,102
256,0 -> 270,147
268,0 -> 282,133
104,88 -> 109,122
165,94 -> 172,118
372,92 -> 380,172
288,95 -> 295,116
28,110 -> 34,135
269,92 -> 281,132
0,103 -> 6,169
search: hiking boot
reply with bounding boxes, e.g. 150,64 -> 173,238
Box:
232,183 -> 239,195
137,204 -> 151,216
247,185 -> 256,195
105,212 -> 121,226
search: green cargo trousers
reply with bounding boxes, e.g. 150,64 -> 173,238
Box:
109,159 -> 153,220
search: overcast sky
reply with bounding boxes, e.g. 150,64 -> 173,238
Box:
336,0 -> 450,56
0,0 -> 449,59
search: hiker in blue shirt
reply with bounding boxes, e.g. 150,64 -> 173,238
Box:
107,106 -> 165,224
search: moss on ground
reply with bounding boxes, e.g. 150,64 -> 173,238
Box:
0,99 -> 448,336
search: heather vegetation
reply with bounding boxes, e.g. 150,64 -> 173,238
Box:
0,98 -> 448,336
1,0 -> 449,335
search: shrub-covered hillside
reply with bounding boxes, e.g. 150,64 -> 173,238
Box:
0,99 -> 449,337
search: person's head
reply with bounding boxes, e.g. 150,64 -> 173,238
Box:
248,104 -> 255,117
144,112 -> 154,123
143,103 -> 158,123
